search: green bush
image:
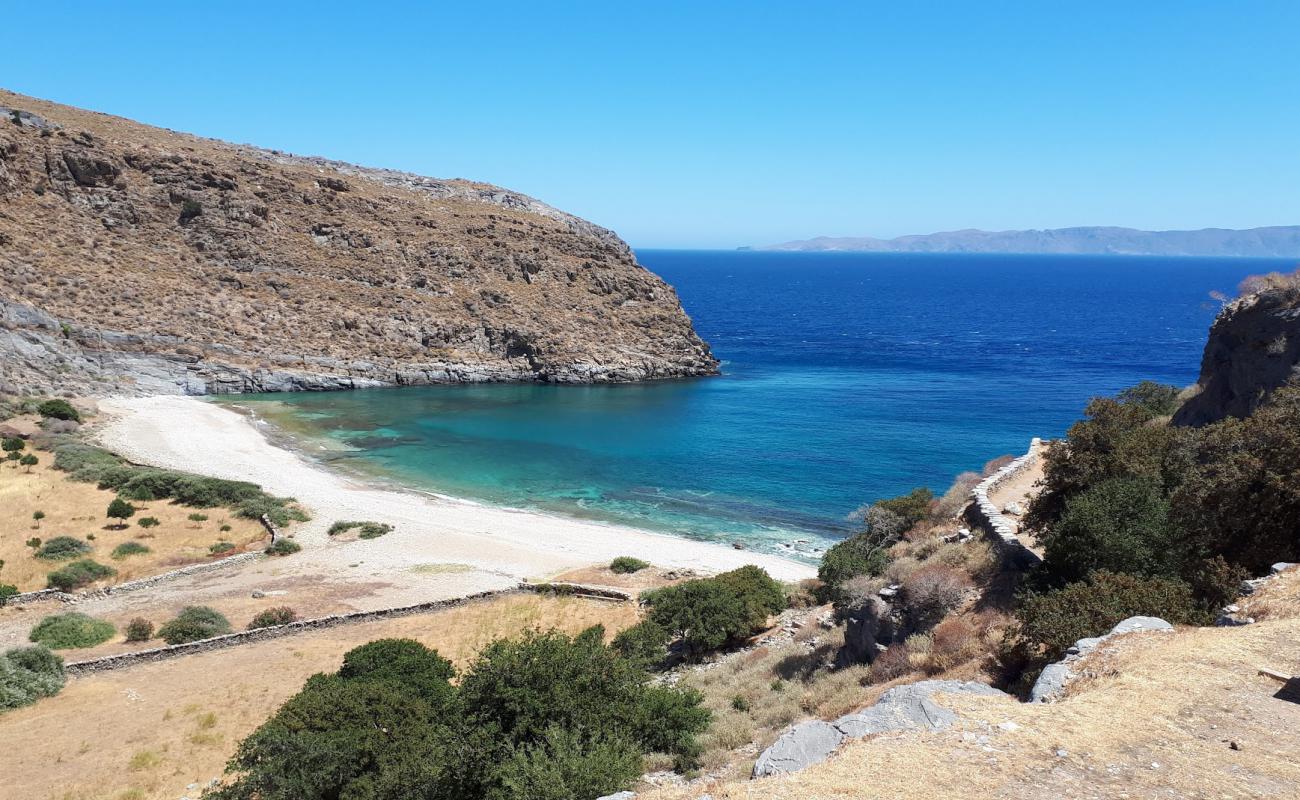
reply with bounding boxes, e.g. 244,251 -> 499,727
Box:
611,619 -> 668,666
124,618 -> 154,642
46,559 -> 115,591
0,585 -> 18,606
28,612 -> 115,649
36,398 -> 80,422
642,566 -> 784,656
209,630 -> 706,800
35,536 -> 91,561
1,437 -> 23,454
137,517 -> 160,529
209,541 -> 236,555
265,538 -> 301,556
817,533 -> 890,601
328,520 -> 393,539
874,487 -> 935,527
610,556 -> 650,574
0,646 -> 65,711
111,541 -> 151,559
157,606 -> 232,644
247,607 -> 298,630
1038,477 -> 1179,584
1014,571 -> 1205,661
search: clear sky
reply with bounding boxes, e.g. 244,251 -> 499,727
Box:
4,2 -> 1298,248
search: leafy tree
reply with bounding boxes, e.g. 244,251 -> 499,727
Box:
643,567 -> 783,657
611,619 -> 668,667
490,726 -> 642,800
106,497 -> 135,528
1037,477 -> 1180,585
338,638 -> 456,697
31,510 -> 44,528
36,399 -> 80,422
19,454 -> 37,472
1,437 -> 25,455
874,487 -> 935,527
1171,384 -> 1300,572
25,537 -> 41,550
817,505 -> 906,602
1117,381 -> 1183,417
157,606 -> 232,644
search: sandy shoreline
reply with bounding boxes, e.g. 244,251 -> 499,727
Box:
94,396 -> 815,592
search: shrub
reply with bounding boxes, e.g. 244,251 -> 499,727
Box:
211,630 -> 707,800
111,541 -> 151,560
874,487 -> 934,527
611,619 -> 668,666
47,559 -> 115,591
31,510 -> 45,528
18,454 -> 36,471
0,585 -> 19,606
0,437 -> 22,454
867,644 -> 914,683
36,398 -> 80,421
209,541 -> 236,555
247,607 -> 298,630
179,198 -> 203,223
124,618 -> 154,642
818,534 -> 890,601
1117,381 -> 1182,417
1038,476 -> 1179,584
265,538 -> 301,556
1014,571 -> 1204,661
158,606 -> 232,644
643,566 -> 784,656
328,520 -> 393,539
610,556 -> 651,574
26,537 -> 41,550
107,497 -> 135,527
35,536 -> 91,561
927,616 -> 981,673
0,646 -> 65,711
137,517 -> 160,529
187,512 -> 209,526
900,564 -> 972,630
28,613 -> 115,649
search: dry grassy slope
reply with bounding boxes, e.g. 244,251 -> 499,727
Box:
647,570 -> 1300,800
0,89 -> 718,395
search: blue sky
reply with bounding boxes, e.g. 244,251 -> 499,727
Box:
4,2 -> 1298,248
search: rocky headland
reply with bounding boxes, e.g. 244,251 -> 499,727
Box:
0,90 -> 718,396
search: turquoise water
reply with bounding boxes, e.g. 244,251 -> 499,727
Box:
221,251 -> 1281,557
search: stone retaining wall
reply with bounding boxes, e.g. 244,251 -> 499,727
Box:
65,588 -> 515,675
2,551 -> 265,607
965,438 -> 1043,567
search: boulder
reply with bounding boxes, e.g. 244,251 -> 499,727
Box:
753,680 -> 1008,778
751,721 -> 845,778
595,793 -> 636,800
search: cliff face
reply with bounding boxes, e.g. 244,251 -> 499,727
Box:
1173,286 -> 1300,426
0,91 -> 717,396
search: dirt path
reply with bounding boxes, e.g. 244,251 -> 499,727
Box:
986,439 -> 1047,554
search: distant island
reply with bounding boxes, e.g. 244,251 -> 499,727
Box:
747,225 -> 1300,257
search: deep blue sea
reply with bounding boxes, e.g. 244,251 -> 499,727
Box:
222,251 -> 1284,556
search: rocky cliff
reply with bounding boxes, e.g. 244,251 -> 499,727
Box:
1173,279 -> 1300,426
0,90 -> 717,396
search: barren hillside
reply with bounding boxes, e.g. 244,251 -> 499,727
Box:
0,90 -> 717,395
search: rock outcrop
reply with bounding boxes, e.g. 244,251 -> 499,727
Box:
752,680 -> 1008,777
0,90 -> 718,396
1173,284 -> 1300,426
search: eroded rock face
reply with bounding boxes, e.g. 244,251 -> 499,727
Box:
1174,289 -> 1300,426
0,90 -> 718,397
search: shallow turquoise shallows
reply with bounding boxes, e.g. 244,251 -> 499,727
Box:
219,250 -> 1280,557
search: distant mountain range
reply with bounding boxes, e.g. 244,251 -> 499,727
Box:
748,226 -> 1300,258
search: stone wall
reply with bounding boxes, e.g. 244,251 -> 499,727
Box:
65,589 -> 514,675
2,551 -> 265,607
965,438 -> 1043,567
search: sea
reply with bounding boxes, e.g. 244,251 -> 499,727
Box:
220,251 -> 1288,558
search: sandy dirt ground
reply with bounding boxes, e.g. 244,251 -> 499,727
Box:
987,439 -> 1046,553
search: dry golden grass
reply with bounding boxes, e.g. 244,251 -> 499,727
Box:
0,457 -> 266,592
0,592 -> 640,800
644,575 -> 1300,800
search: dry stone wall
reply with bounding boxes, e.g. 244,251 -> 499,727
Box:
966,438 -> 1043,567
2,551 -> 264,607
